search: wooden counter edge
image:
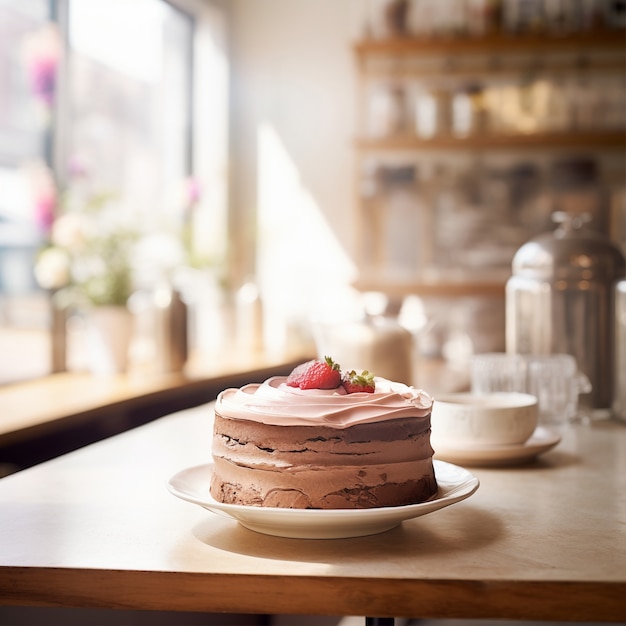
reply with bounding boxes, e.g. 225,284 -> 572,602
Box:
1,568 -> 624,621
0,356 -> 311,448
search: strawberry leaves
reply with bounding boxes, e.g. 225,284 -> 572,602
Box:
341,369 -> 376,394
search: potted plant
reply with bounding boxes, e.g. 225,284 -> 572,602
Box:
34,189 -> 138,374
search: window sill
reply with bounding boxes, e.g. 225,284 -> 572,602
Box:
0,347 -> 314,473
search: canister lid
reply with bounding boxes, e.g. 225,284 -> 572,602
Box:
512,212 -> 626,282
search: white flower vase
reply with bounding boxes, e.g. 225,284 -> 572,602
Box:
86,306 -> 133,375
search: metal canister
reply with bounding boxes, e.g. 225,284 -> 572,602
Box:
505,212 -> 626,416
614,279 -> 626,421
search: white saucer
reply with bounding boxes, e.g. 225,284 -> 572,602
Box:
433,426 -> 561,467
167,460 -> 479,539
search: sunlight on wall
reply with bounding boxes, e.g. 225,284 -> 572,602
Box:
257,123 -> 358,353
189,8 -> 229,266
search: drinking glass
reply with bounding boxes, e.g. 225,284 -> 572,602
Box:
470,352 -> 591,428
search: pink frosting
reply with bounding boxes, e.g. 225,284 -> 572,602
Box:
215,376 -> 433,428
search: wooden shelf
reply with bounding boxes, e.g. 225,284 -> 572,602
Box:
354,30 -> 626,57
352,28 -> 625,302
356,131 -> 626,151
354,278 -> 507,298
361,58 -> 626,80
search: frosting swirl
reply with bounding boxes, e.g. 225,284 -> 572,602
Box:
216,376 -> 433,428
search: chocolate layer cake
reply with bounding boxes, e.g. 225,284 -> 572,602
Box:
210,373 -> 436,510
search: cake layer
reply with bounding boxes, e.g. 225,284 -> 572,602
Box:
213,412 -> 433,468
211,455 -> 437,509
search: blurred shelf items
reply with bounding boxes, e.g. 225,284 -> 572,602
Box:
352,0 -> 625,357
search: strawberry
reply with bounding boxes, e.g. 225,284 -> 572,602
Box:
342,369 -> 376,394
286,356 -> 341,390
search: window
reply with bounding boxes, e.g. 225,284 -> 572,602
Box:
64,0 -> 193,218
0,0 -> 228,384
0,0 -> 52,383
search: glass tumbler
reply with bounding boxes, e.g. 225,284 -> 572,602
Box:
470,352 -> 591,428
470,353 -> 527,394
525,354 -> 591,426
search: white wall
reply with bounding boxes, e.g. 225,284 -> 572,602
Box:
228,0 -> 367,348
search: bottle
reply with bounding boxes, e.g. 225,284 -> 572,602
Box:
506,212 -> 626,417
235,279 -> 264,353
153,280 -> 188,373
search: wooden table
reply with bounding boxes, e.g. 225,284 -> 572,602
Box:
0,401 -> 624,623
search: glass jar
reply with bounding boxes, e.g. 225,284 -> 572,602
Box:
506,212 -> 626,417
368,84 -> 408,137
415,84 -> 451,138
452,83 -> 488,137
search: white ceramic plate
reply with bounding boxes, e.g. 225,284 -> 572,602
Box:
433,426 -> 561,467
168,460 -> 479,539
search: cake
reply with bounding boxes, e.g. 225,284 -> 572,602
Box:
210,357 -> 437,509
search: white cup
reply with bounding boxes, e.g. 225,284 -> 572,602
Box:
431,392 -> 538,447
